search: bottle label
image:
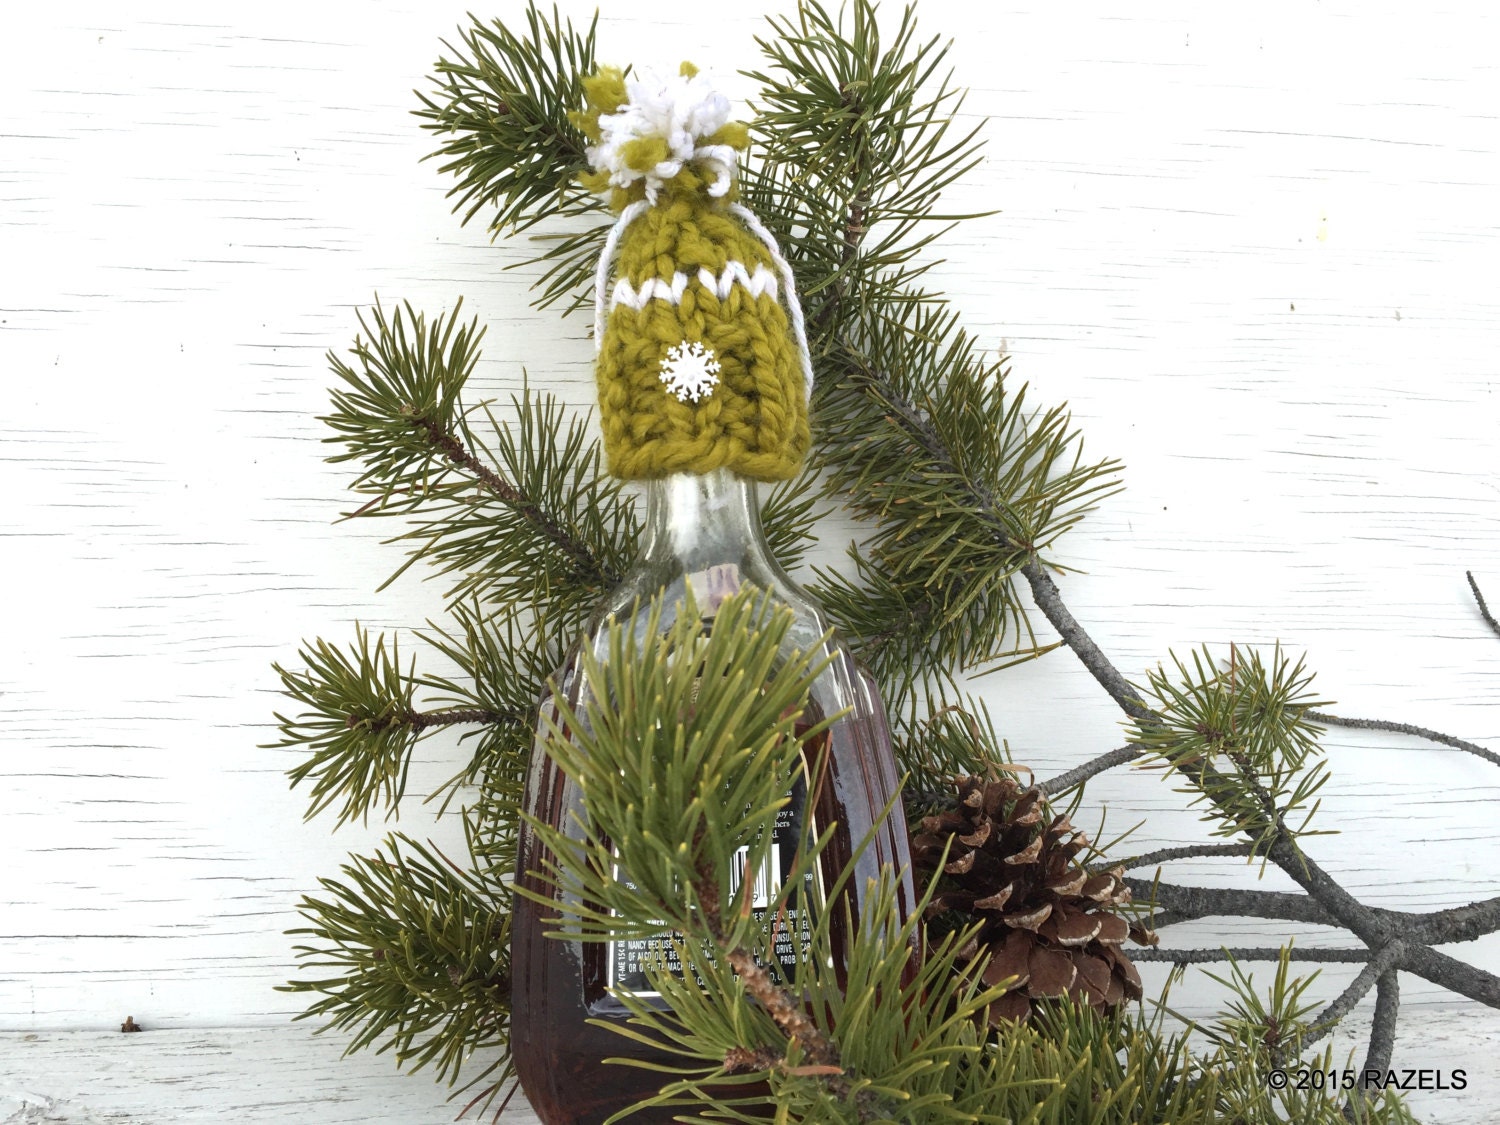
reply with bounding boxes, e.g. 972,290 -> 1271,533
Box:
606,761 -> 819,997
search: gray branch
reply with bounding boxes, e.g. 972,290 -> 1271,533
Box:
1136,877 -> 1500,954
1115,843 -> 1253,871
1020,560 -> 1157,724
1308,709 -> 1500,770
1406,892 -> 1500,946
1036,744 -> 1143,796
1360,970 -> 1401,1090
1129,947 -> 1372,966
1399,944 -> 1500,1008
1306,941 -> 1405,1048
1129,878 -> 1339,930
1468,571 -> 1500,640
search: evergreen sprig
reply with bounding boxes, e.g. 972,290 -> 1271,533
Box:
415,4 -> 600,235
416,6 -> 614,314
323,298 -> 635,625
811,299 -> 1123,712
1132,645 -> 1333,860
521,587 -> 838,950
413,598 -> 559,820
744,0 -> 988,327
281,833 -> 513,1109
273,627 -> 423,827
1193,950 -> 1416,1124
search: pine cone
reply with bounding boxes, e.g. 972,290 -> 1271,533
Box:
912,773 -> 1156,1024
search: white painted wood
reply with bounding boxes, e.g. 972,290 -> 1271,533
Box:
1,1009 -> 1496,1125
2,1 -> 1497,1120
0,1026 -> 539,1124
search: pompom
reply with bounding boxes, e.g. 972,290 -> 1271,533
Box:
582,62 -> 749,205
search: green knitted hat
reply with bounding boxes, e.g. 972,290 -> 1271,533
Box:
576,63 -> 812,482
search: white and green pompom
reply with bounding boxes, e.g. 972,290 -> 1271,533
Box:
574,62 -> 750,208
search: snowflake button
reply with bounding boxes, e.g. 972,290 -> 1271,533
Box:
658,341 -> 722,404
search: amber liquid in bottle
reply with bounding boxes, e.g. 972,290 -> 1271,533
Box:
512,469 -> 913,1125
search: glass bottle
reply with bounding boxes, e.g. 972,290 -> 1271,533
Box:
512,466 -> 914,1125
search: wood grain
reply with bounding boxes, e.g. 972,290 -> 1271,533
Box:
2,2 -> 1496,1121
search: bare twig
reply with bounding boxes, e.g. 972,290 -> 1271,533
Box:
1115,843 -> 1253,872
1307,710 -> 1500,770
1135,878 -> 1500,955
1130,939 -> 1500,1028
1399,944 -> 1500,1008
1129,947 -> 1373,966
1405,892 -> 1500,946
1359,970 -> 1401,1088
1020,560 -> 1156,724
723,1045 -> 787,1075
1036,744 -> 1144,796
1306,941 -> 1405,1047
1468,571 -> 1500,640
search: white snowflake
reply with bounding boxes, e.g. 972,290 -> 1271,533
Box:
658,341 -> 722,403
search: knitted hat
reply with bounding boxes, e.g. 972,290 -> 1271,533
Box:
575,63 -> 813,482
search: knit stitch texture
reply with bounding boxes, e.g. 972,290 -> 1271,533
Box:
597,194 -> 809,480
580,64 -> 810,482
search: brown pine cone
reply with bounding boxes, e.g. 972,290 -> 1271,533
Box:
912,773 -> 1156,1024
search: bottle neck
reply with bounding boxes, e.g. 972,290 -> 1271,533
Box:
638,467 -> 767,569
595,465 -> 829,658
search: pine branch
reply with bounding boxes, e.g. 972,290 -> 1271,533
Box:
810,306 -> 1121,709
516,588 -> 984,1120
1129,879 -> 1340,930
1013,553 -> 1500,1094
703,911 -> 886,1121
273,628 -> 425,826
1134,877 -> 1500,961
407,408 -> 606,588
745,0 -> 987,337
363,705 -> 511,734
415,4 -> 601,236
281,834 -> 512,1109
1021,558 -> 1156,723
324,303 -> 634,620
1404,891 -> 1500,945
1399,944 -> 1500,1008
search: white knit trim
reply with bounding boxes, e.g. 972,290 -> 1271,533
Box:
729,203 -> 814,401
609,262 -> 781,311
594,199 -> 649,350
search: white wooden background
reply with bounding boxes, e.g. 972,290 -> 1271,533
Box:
3,2 -> 1497,1121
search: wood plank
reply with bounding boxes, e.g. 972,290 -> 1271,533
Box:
3,1008 -> 1497,1124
